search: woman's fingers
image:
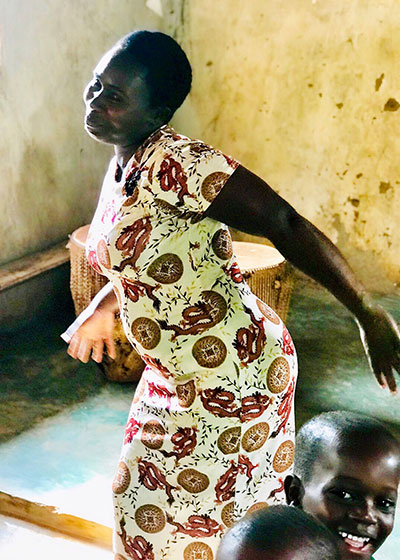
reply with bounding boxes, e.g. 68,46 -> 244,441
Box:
66,310 -> 116,363
68,333 -> 113,363
372,355 -> 398,394
92,340 -> 105,363
67,334 -> 81,359
375,371 -> 387,389
77,338 -> 92,363
381,368 -> 397,394
105,336 -> 117,360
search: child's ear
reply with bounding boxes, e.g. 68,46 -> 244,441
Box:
284,474 -> 304,507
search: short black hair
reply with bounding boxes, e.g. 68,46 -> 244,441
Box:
294,410 -> 400,483
116,30 -> 192,121
217,505 -> 342,560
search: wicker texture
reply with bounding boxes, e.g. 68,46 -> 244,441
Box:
69,226 -> 108,316
233,242 -> 294,323
68,230 -> 294,382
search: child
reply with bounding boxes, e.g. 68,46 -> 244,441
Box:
216,504 -> 342,560
284,411 -> 400,560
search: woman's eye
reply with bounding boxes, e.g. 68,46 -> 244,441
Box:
85,79 -> 101,99
90,79 -> 102,91
107,92 -> 122,103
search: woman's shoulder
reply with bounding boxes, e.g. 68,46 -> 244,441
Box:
140,125 -> 239,214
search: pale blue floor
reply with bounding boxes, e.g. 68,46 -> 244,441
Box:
1,277 -> 399,557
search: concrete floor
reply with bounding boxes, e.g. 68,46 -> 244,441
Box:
1,275 -> 400,558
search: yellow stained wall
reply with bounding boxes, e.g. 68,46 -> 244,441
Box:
165,0 -> 400,290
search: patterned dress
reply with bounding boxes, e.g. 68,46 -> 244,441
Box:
85,125 -> 297,560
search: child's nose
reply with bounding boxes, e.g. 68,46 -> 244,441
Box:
349,500 -> 378,524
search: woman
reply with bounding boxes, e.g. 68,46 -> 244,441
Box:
64,31 -> 400,560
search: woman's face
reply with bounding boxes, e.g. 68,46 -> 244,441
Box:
83,47 -> 157,147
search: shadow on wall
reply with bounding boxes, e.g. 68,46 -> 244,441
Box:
0,264 -> 73,335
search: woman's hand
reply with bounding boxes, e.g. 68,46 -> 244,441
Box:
357,304 -> 400,394
67,309 -> 116,363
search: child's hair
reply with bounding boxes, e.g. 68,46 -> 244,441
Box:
294,410 -> 399,483
217,505 -> 342,559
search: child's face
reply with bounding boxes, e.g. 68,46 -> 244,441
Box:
300,439 -> 400,560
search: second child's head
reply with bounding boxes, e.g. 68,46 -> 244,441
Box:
216,504 -> 342,560
285,411 -> 400,560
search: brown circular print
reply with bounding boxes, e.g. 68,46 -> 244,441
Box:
96,239 -> 111,269
176,380 -> 196,408
202,290 -> 228,324
267,357 -> 290,394
131,317 -> 161,350
221,501 -> 235,527
241,422 -> 270,453
192,336 -> 227,368
178,468 -> 210,494
135,504 -> 166,533
211,229 -> 233,260
246,502 -> 268,516
256,299 -> 280,325
184,542 -> 214,560
141,420 -> 166,450
201,171 -> 230,203
112,461 -> 131,494
217,427 -> 241,455
147,253 -> 184,284
273,440 -> 295,473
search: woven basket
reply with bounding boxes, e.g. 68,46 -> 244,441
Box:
68,225 -> 144,382
232,242 -> 294,322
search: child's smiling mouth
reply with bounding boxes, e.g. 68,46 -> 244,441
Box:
338,530 -> 375,556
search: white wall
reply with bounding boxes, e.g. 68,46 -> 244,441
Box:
0,0 -> 162,265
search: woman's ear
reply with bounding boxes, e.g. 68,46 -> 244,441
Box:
284,474 -> 304,507
151,106 -> 172,127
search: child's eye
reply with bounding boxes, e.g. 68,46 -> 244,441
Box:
377,498 -> 396,513
329,489 -> 355,502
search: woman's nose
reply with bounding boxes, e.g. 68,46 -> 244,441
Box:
84,85 -> 104,110
88,90 -> 105,111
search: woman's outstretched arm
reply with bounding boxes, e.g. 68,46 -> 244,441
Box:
206,164 -> 400,392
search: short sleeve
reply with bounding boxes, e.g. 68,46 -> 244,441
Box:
143,134 -> 240,214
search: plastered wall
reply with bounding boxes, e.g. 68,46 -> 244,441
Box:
0,0 -> 162,266
165,0 -> 400,290
2,1 -> 400,290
